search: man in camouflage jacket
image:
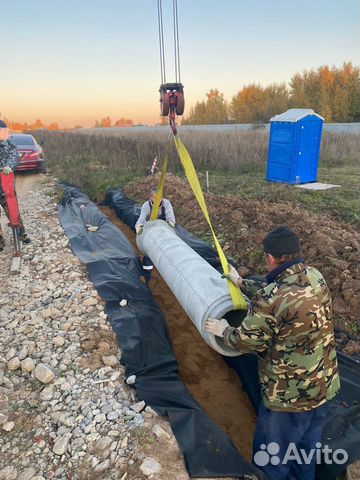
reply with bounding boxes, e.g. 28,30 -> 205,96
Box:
0,120 -> 30,251
206,225 -> 340,480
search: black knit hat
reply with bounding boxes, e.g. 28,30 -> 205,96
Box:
0,120 -> 8,128
263,225 -> 300,257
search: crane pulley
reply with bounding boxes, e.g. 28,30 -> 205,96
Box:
157,0 -> 184,134
153,2 -> 247,310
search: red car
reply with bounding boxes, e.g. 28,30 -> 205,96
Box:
10,134 -> 46,173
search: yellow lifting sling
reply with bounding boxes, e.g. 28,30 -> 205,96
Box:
150,134 -> 247,310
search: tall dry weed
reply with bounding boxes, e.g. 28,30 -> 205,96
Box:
32,128 -> 359,198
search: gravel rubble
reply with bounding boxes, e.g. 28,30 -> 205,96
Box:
0,177 -> 194,480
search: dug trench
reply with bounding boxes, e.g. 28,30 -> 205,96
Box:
124,174 -> 360,354
99,205 -> 257,462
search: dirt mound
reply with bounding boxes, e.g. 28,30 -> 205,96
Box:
124,173 -> 360,335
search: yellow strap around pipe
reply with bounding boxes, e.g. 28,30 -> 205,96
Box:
152,135 -> 247,310
173,136 -> 247,310
150,138 -> 173,221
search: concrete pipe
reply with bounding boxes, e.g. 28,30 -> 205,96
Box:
136,220 -> 248,356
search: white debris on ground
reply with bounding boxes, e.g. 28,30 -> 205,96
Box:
0,177 -> 196,480
295,182 -> 341,190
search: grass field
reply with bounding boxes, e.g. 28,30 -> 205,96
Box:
35,129 -> 360,227
200,164 -> 359,226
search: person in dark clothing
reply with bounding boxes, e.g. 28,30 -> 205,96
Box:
0,120 -> 30,252
135,188 -> 176,281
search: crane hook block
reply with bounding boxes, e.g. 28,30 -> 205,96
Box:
159,83 -> 185,117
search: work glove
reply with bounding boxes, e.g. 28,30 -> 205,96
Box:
222,264 -> 242,287
205,317 -> 230,338
167,220 -> 175,228
2,166 -> 12,175
135,224 -> 143,235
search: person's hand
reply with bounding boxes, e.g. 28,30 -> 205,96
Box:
135,224 -> 143,235
222,264 -> 243,287
205,317 -> 230,338
2,166 -> 12,175
167,220 -> 175,228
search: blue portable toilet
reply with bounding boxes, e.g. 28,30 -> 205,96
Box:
266,109 -> 324,184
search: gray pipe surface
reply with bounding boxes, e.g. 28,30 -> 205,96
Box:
136,219 -> 247,356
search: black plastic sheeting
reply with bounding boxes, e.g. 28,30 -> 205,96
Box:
319,352 -> 360,478
105,187 -> 360,479
59,185 -> 266,480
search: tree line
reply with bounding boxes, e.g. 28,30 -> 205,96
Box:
3,116 -> 135,131
182,63 -> 360,124
3,118 -> 62,131
94,117 -> 134,128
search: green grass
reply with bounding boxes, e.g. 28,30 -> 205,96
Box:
9,401 -> 39,412
33,129 -> 359,226
130,427 -> 155,446
49,150 -> 142,202
345,321 -> 360,336
198,164 -> 359,227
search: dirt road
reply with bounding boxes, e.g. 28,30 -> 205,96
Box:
15,172 -> 43,196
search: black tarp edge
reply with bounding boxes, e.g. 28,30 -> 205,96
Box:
58,185 -> 267,479
104,187 -> 360,480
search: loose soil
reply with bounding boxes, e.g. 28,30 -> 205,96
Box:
78,329 -> 118,371
100,206 -> 257,462
124,174 -> 360,339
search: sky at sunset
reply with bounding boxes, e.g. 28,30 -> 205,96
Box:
1,0 -> 359,127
